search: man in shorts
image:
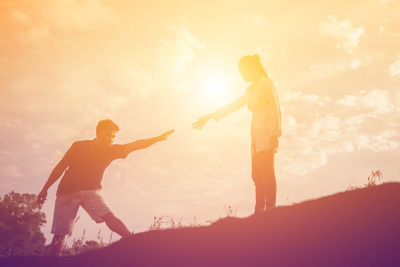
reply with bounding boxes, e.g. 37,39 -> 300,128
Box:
37,119 -> 174,256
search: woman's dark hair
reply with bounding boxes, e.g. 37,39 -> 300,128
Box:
238,54 -> 268,77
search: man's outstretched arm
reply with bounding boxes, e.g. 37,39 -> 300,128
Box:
123,129 -> 174,155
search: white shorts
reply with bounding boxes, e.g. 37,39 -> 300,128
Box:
51,190 -> 112,235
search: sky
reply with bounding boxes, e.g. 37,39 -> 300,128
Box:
1,0 -> 400,244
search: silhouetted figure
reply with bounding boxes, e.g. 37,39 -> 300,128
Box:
37,119 -> 174,256
193,55 -> 281,214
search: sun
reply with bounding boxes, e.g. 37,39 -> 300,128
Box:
202,74 -> 230,104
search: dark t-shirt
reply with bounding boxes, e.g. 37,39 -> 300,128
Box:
56,140 -> 129,195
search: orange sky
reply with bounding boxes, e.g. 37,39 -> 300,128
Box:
1,0 -> 400,243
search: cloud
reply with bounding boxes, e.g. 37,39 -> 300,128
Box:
2,0 -> 118,47
351,59 -> 361,69
0,164 -> 22,179
389,57 -> 400,77
281,89 -> 332,108
291,58 -> 356,85
20,24 -> 51,45
9,9 -> 31,25
378,0 -> 400,8
279,112 -> 399,175
0,116 -> 22,128
319,16 -> 365,53
337,89 -> 394,115
278,86 -> 400,175
337,95 -> 358,107
245,12 -> 268,27
305,114 -> 343,141
359,90 -> 394,114
356,131 -> 400,151
193,145 -> 220,155
154,25 -> 204,72
39,0 -> 117,31
0,158 -> 24,192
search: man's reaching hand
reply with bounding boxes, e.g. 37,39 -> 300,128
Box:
159,129 -> 175,141
37,189 -> 47,205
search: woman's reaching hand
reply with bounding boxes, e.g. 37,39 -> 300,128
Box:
192,115 -> 212,130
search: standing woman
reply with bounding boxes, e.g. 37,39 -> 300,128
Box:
193,55 -> 282,214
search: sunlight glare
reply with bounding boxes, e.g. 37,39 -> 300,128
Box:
202,75 -> 229,104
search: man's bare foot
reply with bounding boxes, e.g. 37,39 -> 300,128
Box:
120,232 -> 134,240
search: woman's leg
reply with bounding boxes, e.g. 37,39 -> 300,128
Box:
252,152 -> 266,213
252,150 -> 277,212
264,151 -> 276,209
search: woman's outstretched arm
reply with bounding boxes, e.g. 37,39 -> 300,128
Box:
192,93 -> 247,130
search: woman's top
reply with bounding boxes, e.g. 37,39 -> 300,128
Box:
212,76 -> 281,155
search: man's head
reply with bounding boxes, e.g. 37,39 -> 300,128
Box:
96,119 -> 119,146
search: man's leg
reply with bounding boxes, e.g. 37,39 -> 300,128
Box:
50,234 -> 66,256
50,193 -> 80,256
81,191 -> 132,238
102,212 -> 132,238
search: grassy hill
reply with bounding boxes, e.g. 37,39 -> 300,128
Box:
2,182 -> 400,266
